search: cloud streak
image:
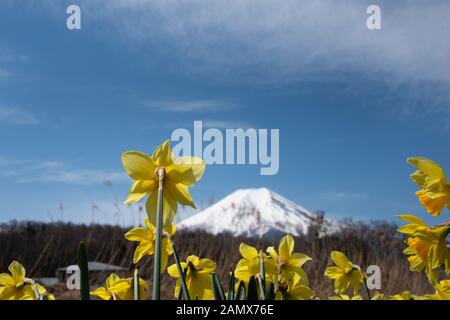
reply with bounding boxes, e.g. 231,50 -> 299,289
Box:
144,99 -> 234,113
0,105 -> 39,125
36,0 -> 450,86
0,158 -> 127,185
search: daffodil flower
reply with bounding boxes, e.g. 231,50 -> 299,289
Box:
234,243 -> 277,284
124,218 -> 175,272
371,292 -> 385,300
121,140 -> 206,227
266,234 -> 311,285
398,214 -> 450,284
388,291 -> 417,300
275,274 -> 314,300
167,255 -> 216,300
423,280 -> 450,300
90,273 -> 147,300
408,157 -> 450,216
324,251 -> 364,295
0,261 -> 53,300
328,294 -> 363,300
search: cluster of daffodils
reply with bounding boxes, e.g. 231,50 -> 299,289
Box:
0,261 -> 54,300
1,140 -> 449,301
395,157 -> 450,298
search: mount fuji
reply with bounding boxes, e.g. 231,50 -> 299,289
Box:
177,188 -> 342,238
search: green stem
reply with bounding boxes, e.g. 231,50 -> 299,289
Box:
363,274 -> 371,300
133,268 -> 140,300
152,168 -> 165,300
171,240 -> 191,300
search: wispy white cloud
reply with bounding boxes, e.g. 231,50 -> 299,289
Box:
202,119 -> 252,129
0,157 -> 127,185
0,105 -> 39,125
144,99 -> 235,113
35,0 -> 450,86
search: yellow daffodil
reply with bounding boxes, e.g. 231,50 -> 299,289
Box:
423,280 -> 450,300
398,214 -> 450,284
324,251 -> 364,295
266,234 -> 311,285
275,274 -> 314,300
124,218 -> 175,272
0,261 -> 52,300
328,294 -> 363,300
407,157 -> 450,216
371,292 -> 385,300
388,291 -> 417,300
168,255 -> 216,300
122,140 -> 206,227
234,243 -> 277,284
90,273 -> 147,300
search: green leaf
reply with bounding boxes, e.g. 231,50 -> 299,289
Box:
227,271 -> 235,300
247,276 -> 258,300
78,241 -> 90,300
133,269 -> 140,300
212,273 -> 226,300
265,282 -> 275,300
171,242 -> 191,300
236,281 -> 246,300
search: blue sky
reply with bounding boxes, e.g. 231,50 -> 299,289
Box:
0,1 -> 449,226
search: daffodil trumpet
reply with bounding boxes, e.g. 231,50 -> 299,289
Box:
152,167 -> 165,300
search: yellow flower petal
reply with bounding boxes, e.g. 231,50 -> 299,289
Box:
407,157 -> 446,180
266,246 -> 278,260
90,287 -> 111,300
324,266 -> 343,279
169,156 -> 206,186
152,140 -> 172,167
398,214 -> 428,227
239,243 -> 258,260
330,251 -> 351,270
8,261 -> 25,285
279,235 -> 294,261
124,227 -> 150,242
133,242 -> 153,264
289,253 -> 312,268
124,180 -> 157,205
0,273 -> 15,286
121,151 -> 157,180
146,189 -> 177,227
166,181 -> 195,208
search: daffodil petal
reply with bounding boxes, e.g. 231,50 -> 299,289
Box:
8,261 -> 25,285
121,151 -> 157,180
133,242 -> 153,264
279,235 -> 295,261
124,227 -> 150,242
331,251 -> 351,270
407,157 -> 446,180
166,182 -> 195,207
90,287 -> 111,300
146,189 -> 178,227
152,140 -> 172,167
239,243 -> 258,260
168,156 -> 206,186
0,273 -> 15,286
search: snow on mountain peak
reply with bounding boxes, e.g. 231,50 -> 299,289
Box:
177,187 -> 340,238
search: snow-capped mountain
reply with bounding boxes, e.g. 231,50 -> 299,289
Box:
177,188 -> 342,238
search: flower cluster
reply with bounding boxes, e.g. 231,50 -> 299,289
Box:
1,141 -> 449,301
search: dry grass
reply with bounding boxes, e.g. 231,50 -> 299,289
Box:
0,220 -> 433,299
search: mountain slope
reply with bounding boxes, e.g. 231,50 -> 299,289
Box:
177,188 -> 341,238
